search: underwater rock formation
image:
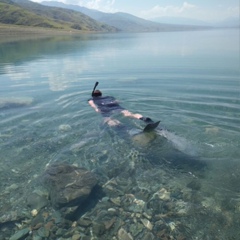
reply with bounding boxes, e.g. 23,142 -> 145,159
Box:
0,97 -> 33,110
43,163 -> 98,209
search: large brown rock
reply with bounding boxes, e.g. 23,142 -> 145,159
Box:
43,163 -> 98,209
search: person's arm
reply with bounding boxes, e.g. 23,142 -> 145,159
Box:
88,100 -> 100,112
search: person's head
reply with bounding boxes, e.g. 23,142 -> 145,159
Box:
92,90 -> 102,97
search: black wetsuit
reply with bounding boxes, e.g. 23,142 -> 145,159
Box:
90,96 -> 125,117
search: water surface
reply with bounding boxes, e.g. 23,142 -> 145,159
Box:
0,29 -> 239,239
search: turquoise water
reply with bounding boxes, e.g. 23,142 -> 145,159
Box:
0,29 -> 240,239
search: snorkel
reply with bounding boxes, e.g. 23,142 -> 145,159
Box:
91,81 -> 99,97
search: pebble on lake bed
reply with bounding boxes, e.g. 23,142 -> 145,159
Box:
58,124 -> 72,132
6,184 -> 18,191
205,126 -> 219,134
168,221 -> 176,231
118,228 -> 133,240
31,209 -> 38,217
156,188 -> 171,201
141,218 -> 153,230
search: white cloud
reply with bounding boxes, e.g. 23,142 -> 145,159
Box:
140,2 -> 197,19
82,0 -> 116,12
31,0 -> 117,12
140,2 -> 240,21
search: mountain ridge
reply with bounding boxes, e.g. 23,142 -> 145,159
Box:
0,0 -> 118,32
41,1 -> 212,32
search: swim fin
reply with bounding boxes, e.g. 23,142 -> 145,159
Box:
143,121 -> 160,132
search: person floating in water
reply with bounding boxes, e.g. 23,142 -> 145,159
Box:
88,82 -> 160,131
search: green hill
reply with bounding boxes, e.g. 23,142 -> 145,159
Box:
0,0 -> 117,32
0,1 -> 65,29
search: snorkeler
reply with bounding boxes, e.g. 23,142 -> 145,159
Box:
88,82 -> 160,131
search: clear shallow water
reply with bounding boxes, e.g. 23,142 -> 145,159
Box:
0,29 -> 240,239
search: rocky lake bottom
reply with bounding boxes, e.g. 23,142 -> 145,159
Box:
0,98 -> 240,240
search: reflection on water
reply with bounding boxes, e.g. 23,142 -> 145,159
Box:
0,29 -> 240,239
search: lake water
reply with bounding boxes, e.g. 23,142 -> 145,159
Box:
0,29 -> 239,239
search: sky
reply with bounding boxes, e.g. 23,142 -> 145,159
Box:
31,0 -> 239,22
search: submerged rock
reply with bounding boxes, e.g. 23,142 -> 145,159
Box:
118,228 -> 133,240
187,179 -> 201,191
153,188 -> 171,201
141,218 -> 153,230
27,193 -> 48,210
9,228 -> 29,240
0,97 -> 33,110
42,163 -> 98,209
92,222 -> 106,236
58,124 -> 72,132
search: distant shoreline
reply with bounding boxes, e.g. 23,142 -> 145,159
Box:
0,24 -> 94,43
1,23 -> 238,43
